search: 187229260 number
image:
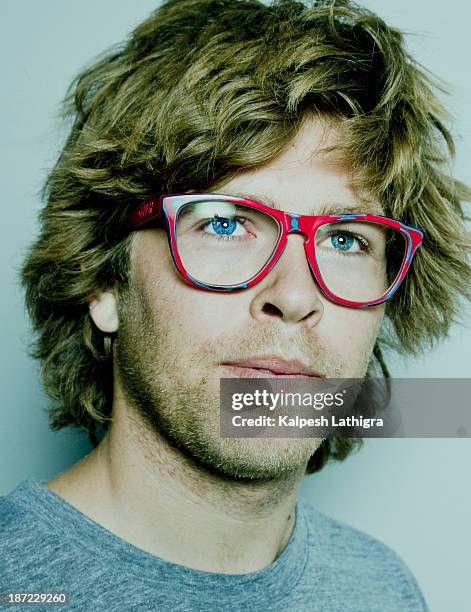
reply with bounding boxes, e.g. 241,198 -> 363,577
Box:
0,592 -> 69,605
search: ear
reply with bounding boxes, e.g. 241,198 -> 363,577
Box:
89,290 -> 119,333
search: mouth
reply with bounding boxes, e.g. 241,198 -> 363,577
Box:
220,356 -> 324,378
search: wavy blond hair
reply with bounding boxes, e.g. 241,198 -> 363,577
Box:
21,0 -> 471,473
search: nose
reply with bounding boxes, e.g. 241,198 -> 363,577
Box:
249,229 -> 324,327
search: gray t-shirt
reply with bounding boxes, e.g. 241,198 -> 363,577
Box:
0,478 -> 428,611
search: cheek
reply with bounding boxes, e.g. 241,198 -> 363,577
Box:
170,288 -> 248,344
323,303 -> 384,357
134,231 -> 242,342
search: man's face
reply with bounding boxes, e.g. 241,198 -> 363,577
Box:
115,117 -> 385,480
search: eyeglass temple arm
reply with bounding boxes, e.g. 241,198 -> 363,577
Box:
127,197 -> 164,230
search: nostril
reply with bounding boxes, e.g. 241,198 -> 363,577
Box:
262,303 -> 283,317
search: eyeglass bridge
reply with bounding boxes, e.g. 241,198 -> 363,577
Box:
287,213 -> 303,235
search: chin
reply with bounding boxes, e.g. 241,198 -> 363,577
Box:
193,437 -> 321,481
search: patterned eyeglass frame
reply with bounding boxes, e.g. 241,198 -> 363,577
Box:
127,193 -> 424,308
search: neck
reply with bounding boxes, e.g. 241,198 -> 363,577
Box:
46,401 -> 305,574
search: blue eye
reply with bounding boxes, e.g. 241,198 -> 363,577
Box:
331,232 -> 355,251
211,216 -> 237,235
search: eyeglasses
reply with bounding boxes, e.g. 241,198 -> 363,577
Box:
127,193 -> 424,308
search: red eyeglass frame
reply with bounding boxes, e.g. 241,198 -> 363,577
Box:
127,193 -> 424,308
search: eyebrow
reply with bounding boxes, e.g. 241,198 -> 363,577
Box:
230,192 -> 384,216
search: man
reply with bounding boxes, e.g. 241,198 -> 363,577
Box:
1,0 -> 470,609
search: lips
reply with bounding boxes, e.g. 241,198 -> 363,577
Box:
220,356 -> 323,378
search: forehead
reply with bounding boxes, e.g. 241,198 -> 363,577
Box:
215,116 -> 383,216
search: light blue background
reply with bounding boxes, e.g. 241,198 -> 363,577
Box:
0,2 -> 470,610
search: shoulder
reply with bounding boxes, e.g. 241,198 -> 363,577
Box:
298,497 -> 429,611
0,480 -> 60,585
0,480 -> 35,542
300,497 -> 415,568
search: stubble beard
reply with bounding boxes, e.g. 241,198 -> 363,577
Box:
114,280 -> 371,481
